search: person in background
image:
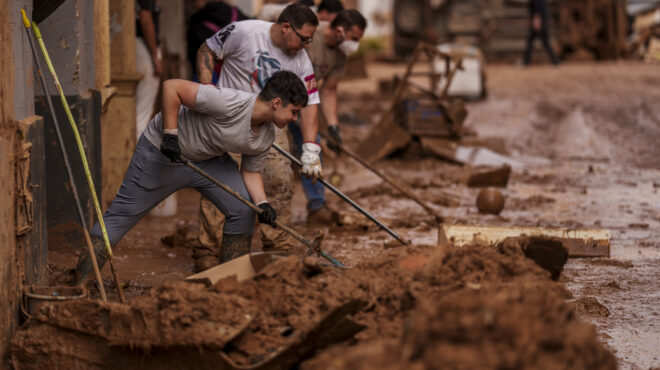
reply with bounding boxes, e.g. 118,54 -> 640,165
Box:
290,9 -> 366,224
522,0 -> 560,66
135,0 -> 162,138
258,0 -> 319,22
316,0 -> 344,22
187,1 -> 249,83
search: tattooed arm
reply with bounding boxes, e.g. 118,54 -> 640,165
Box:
196,43 -> 217,84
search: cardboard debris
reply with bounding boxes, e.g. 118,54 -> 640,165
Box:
438,224 -> 611,258
185,253 -> 276,287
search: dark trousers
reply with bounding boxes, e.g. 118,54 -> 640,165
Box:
91,135 -> 256,245
523,26 -> 559,65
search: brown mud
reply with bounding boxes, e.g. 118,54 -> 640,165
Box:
31,61 -> 660,368
12,241 -> 614,369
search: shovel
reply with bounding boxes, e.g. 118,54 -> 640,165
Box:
322,131 -> 444,224
182,160 -> 345,267
272,144 -> 408,246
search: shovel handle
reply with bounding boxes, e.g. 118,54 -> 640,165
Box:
323,133 -> 444,223
183,160 -> 344,267
272,144 -> 408,246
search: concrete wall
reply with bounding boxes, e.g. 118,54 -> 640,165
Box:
11,0 -> 34,119
37,0 -> 96,95
31,0 -> 104,250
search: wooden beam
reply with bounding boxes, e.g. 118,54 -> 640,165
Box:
438,224 -> 610,257
102,0 -> 139,210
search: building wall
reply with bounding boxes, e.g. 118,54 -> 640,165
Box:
0,0 -> 19,363
37,0 -> 96,95
358,0 -> 394,38
11,0 -> 34,119
34,0 -> 103,250
103,0 -> 140,209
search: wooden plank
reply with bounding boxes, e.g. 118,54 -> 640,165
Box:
18,116 -> 48,286
465,165 -> 511,187
354,119 -> 411,163
420,137 -> 464,164
438,224 -> 610,257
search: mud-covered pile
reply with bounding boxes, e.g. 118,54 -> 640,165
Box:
303,279 -> 616,369
11,240 -> 615,369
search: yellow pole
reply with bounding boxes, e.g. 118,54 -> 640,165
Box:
21,9 -> 109,302
27,16 -> 126,303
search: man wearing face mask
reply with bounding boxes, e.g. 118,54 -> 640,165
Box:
289,9 -> 367,224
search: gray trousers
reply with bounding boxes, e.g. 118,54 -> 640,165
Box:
91,135 -> 255,245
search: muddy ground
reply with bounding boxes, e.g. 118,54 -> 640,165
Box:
40,61 -> 659,369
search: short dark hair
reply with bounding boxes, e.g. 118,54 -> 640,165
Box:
277,3 -> 319,29
259,70 -> 308,107
330,9 -> 367,31
318,0 -> 344,14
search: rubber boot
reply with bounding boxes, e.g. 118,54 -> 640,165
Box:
72,235 -> 109,286
192,245 -> 218,273
220,234 -> 252,263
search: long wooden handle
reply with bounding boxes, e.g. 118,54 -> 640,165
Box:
183,161 -> 344,267
29,18 -> 126,302
83,230 -> 108,302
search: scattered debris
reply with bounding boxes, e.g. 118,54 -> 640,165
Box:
557,0 -> 628,60
357,42 -> 467,163
12,240 -> 617,368
465,165 -> 511,188
476,187 -> 506,215
569,297 -> 611,317
584,258 -> 634,269
438,224 -> 611,258
160,220 -> 198,248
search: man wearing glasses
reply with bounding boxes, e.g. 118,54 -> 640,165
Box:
290,9 -> 367,224
194,4 -> 321,271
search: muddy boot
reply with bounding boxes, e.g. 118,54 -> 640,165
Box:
72,235 -> 109,286
306,206 -> 334,225
192,245 -> 218,272
220,234 -> 252,263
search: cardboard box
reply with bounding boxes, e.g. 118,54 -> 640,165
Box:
185,252 -> 276,287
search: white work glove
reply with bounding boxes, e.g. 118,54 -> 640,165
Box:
301,142 -> 323,181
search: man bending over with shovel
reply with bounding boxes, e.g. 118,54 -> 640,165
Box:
73,70 -> 308,285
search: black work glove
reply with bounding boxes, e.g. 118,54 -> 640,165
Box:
327,125 -> 343,154
160,133 -> 181,163
257,202 -> 277,226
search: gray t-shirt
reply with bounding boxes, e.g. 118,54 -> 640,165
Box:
143,85 -> 275,173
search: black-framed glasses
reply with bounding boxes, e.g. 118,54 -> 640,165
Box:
290,24 -> 313,46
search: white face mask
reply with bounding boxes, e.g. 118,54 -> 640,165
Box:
338,28 -> 359,56
339,39 -> 359,56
